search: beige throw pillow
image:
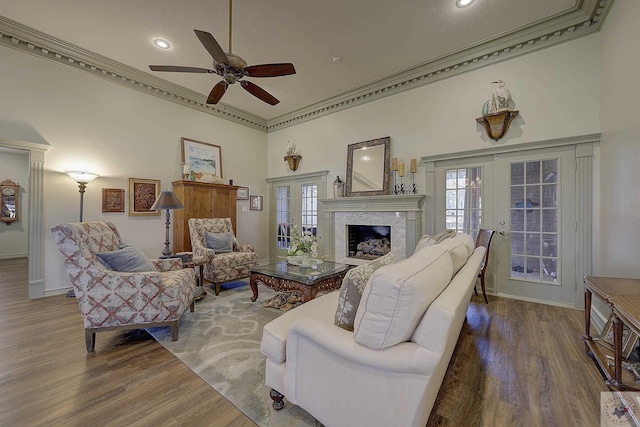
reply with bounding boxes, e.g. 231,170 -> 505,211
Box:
334,252 -> 396,331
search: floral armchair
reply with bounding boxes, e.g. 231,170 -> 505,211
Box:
51,221 -> 196,352
188,218 -> 259,295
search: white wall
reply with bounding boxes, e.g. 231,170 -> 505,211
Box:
0,149 -> 29,258
0,46 -> 269,295
268,35 -> 600,207
599,0 -> 640,278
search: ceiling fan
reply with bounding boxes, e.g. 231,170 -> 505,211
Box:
149,0 -> 295,106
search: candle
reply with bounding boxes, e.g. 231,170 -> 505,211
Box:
391,157 -> 398,171
410,159 -> 417,173
398,162 -> 405,177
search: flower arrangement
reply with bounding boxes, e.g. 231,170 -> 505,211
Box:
286,141 -> 299,157
288,225 -> 318,258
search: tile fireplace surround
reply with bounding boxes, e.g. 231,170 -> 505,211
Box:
319,194 -> 426,264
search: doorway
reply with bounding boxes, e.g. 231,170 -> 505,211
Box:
428,139 -> 594,308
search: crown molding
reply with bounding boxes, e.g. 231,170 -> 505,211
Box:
0,1 -> 614,134
266,0 -> 613,132
0,16 -> 267,132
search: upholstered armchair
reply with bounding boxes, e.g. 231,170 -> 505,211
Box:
51,221 -> 196,352
188,218 -> 258,295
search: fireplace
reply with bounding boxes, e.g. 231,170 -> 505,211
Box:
320,194 -> 425,264
347,225 -> 391,260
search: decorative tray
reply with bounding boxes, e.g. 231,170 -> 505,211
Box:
287,257 -> 323,268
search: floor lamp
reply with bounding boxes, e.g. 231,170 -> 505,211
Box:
66,171 -> 98,222
150,190 -> 184,257
65,171 -> 98,297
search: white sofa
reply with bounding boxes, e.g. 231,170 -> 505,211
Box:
260,233 -> 485,427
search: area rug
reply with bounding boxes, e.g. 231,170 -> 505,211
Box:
147,281 -> 323,426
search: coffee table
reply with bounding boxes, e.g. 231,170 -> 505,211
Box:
250,260 -> 352,303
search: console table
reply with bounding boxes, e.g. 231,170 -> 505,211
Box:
582,276 -> 640,391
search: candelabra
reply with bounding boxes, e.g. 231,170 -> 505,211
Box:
410,171 -> 418,194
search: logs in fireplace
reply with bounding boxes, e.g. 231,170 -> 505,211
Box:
347,225 -> 391,260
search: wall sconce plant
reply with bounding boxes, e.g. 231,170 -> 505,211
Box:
476,80 -> 519,142
284,142 -> 302,172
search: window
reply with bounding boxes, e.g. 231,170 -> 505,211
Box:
301,184 -> 318,236
509,160 -> 559,283
276,186 -> 290,249
445,167 -> 482,240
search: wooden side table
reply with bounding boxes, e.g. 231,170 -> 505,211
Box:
182,256 -> 208,301
582,276 -> 640,391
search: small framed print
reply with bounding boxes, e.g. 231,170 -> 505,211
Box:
102,188 -> 125,213
237,187 -> 249,200
250,195 -> 263,211
181,137 -> 223,182
128,178 -> 161,216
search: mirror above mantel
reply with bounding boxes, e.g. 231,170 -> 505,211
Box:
345,136 -> 390,197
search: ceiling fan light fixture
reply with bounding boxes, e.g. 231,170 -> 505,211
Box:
153,38 -> 171,49
456,0 -> 475,8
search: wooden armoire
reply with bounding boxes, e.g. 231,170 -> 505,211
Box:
171,180 -> 239,253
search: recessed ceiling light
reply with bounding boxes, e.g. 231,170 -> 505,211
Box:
153,39 -> 171,49
332,56 -> 342,63
456,0 -> 475,7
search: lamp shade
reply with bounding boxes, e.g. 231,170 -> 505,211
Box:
150,190 -> 184,210
66,171 -> 98,183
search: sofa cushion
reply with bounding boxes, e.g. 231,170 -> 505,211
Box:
261,292 -> 339,363
438,236 -> 469,276
414,235 -> 436,253
454,233 -> 475,258
353,245 -> 454,350
95,245 -> 158,272
205,231 -> 234,253
334,252 -> 396,331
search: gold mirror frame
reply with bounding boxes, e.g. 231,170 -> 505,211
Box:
1,179 -> 19,225
345,137 -> 390,197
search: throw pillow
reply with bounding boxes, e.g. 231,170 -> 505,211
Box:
205,231 -> 234,253
353,244 -> 453,350
414,235 -> 436,253
438,236 -> 470,276
334,252 -> 396,331
95,245 -> 158,272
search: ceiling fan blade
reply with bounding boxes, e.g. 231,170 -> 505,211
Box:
244,63 -> 296,78
206,81 -> 228,104
241,81 -> 279,105
194,30 -> 229,65
149,65 -> 215,74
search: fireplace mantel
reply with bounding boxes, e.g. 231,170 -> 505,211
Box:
320,194 -> 426,263
319,194 -> 425,213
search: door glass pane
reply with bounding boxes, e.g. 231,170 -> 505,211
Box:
444,166 -> 482,240
276,186 -> 291,249
510,160 -> 560,284
301,184 -> 318,236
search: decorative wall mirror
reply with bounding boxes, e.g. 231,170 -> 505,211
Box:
345,136 -> 390,196
1,179 -> 19,225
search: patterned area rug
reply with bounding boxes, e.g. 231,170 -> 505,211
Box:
147,281 -> 322,426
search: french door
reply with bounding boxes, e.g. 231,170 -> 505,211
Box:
493,146 -> 577,306
268,172 -> 327,262
433,144 -> 586,307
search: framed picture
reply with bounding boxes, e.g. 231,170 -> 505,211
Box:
237,187 -> 249,200
599,314 -> 640,359
102,188 -> 125,213
250,195 -> 263,211
128,178 -> 160,216
181,137 -> 223,182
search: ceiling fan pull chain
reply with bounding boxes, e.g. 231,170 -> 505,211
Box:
228,0 -> 233,53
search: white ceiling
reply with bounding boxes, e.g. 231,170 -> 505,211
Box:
0,0 -> 591,121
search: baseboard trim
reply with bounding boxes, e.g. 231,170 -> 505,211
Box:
494,292 -> 578,310
0,253 -> 28,260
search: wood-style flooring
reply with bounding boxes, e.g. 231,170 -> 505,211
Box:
0,258 -> 607,426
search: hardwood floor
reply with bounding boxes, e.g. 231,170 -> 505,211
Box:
0,258 -> 607,426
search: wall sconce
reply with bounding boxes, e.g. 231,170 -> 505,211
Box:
476,110 -> 520,142
66,171 -> 98,222
284,142 -> 302,172
150,189 -> 184,257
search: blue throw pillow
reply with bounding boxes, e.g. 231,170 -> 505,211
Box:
205,232 -> 234,253
95,245 -> 158,272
